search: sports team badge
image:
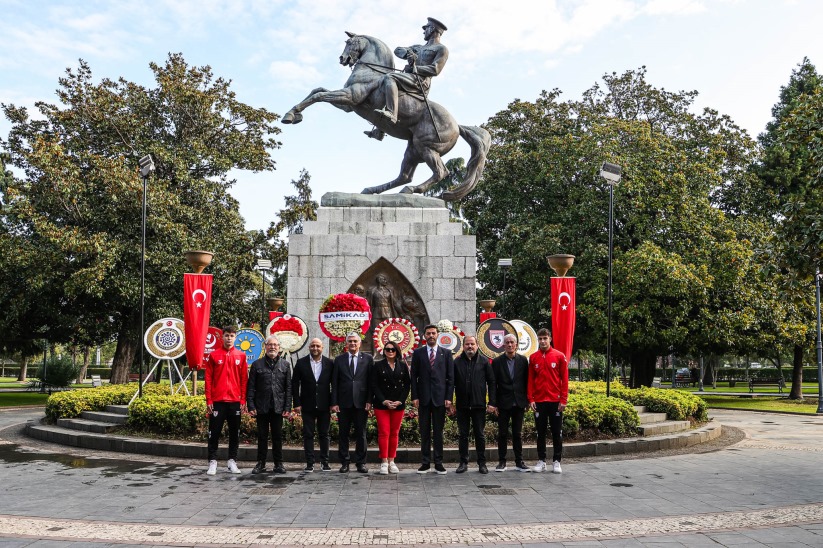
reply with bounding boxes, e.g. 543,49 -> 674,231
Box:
477,318 -> 517,360
144,318 -> 186,360
234,328 -> 265,363
373,318 -> 419,358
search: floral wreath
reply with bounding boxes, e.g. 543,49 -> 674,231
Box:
318,293 -> 372,341
372,317 -> 420,358
436,319 -> 466,356
267,314 -> 309,354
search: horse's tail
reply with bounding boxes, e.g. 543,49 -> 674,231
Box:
442,125 -> 491,202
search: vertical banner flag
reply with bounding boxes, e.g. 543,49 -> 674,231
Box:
551,276 -> 576,360
184,273 -> 213,370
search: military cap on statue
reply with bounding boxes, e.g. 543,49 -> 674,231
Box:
425,17 -> 448,32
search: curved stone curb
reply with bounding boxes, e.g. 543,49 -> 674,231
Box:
23,419 -> 721,462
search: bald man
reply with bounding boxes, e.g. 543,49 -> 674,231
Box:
293,338 -> 335,472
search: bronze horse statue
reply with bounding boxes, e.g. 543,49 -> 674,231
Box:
281,33 -> 490,202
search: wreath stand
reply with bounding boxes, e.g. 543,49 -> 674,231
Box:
129,358 -> 190,405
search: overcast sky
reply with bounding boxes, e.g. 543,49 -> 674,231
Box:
1,0 -> 821,231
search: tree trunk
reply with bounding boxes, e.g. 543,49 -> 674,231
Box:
629,351 -> 657,387
111,332 -> 138,384
76,346 -> 90,384
17,356 -> 28,382
789,344 -> 804,400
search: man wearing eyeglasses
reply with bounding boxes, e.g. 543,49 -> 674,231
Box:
491,333 -> 531,472
331,332 -> 373,473
247,335 -> 292,475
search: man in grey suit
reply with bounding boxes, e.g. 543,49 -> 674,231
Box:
411,324 -> 454,475
490,333 -> 531,472
331,332 -> 373,473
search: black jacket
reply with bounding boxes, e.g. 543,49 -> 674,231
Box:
292,355 -> 334,411
370,358 -> 411,410
491,353 -> 529,409
453,352 -> 496,409
331,351 -> 374,409
247,355 -> 292,414
410,344 -> 454,407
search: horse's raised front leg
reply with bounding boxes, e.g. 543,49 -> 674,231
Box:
283,87 -> 357,124
362,141 -> 419,195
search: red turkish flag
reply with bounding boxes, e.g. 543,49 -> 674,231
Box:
551,277 -> 576,360
184,274 -> 213,370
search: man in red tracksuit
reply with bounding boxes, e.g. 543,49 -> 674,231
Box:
528,328 -> 568,474
204,325 -> 248,475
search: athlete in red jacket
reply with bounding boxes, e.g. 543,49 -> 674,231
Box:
527,328 -> 568,473
204,326 -> 248,475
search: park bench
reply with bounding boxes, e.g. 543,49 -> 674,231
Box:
91,375 -> 102,388
128,373 -> 154,383
748,378 -> 785,393
618,376 -> 630,387
673,373 -> 692,388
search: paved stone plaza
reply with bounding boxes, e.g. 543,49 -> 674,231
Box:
1,408 -> 822,546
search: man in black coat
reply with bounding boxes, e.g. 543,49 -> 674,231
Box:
293,338 -> 335,472
331,331 -> 373,473
247,335 -> 292,475
411,324 -> 454,474
490,333 -> 530,472
453,335 -> 497,474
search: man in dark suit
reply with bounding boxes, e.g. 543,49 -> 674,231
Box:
491,333 -> 530,472
453,335 -> 497,474
331,331 -> 373,473
411,324 -> 454,474
293,338 -> 335,472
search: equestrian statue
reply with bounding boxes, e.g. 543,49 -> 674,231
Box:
281,17 -> 490,202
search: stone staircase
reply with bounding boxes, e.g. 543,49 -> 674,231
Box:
55,405 -> 128,434
633,405 -> 691,436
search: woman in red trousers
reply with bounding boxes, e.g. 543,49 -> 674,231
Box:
370,341 -> 411,474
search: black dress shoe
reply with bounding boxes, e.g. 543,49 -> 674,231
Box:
304,463 -> 314,472
339,463 -> 350,473
251,462 -> 266,474
455,462 -> 468,474
272,463 -> 287,474
479,464 -> 489,474
356,464 -> 369,474
321,462 -> 332,472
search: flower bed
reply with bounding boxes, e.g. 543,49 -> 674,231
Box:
44,383 -> 169,421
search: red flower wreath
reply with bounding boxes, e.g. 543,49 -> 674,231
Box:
318,293 -> 372,341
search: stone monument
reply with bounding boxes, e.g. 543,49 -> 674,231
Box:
287,193 -> 476,356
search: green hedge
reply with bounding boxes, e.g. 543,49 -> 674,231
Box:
45,384 -> 169,421
570,381 -> 707,421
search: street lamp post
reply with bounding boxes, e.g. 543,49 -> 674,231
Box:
815,267 -> 823,414
498,258 -> 512,318
137,155 -> 155,399
257,259 -> 272,330
600,162 -> 622,397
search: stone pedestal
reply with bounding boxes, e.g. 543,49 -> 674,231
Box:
287,193 -> 476,357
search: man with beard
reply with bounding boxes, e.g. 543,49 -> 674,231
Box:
453,336 -> 496,474
293,338 -> 334,472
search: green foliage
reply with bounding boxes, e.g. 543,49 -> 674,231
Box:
570,381 -> 707,421
35,355 -> 81,388
1,54 -> 281,382
45,383 -> 167,421
129,395 -> 207,436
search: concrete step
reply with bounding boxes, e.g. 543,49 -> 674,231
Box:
82,411 -> 128,425
633,406 -> 647,414
637,420 -> 691,436
106,405 -> 129,416
56,418 -> 120,434
637,412 -> 668,425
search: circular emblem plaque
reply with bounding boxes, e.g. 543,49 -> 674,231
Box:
477,318 -> 518,360
509,319 -> 539,357
436,319 -> 465,356
373,318 -> 419,358
267,314 -> 309,354
144,318 -> 186,360
234,328 -> 265,363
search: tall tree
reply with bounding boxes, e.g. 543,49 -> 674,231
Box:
1,54 -> 281,383
464,68 -> 761,385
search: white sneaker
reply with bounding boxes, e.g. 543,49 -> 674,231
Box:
379,462 -> 389,475
388,462 -> 400,474
227,459 -> 241,474
206,460 -> 217,475
552,461 -> 562,474
532,460 -> 547,473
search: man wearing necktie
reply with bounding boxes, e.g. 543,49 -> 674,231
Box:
410,324 -> 454,474
491,333 -> 531,472
331,332 -> 374,473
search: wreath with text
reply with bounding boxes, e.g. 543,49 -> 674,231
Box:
318,293 -> 372,342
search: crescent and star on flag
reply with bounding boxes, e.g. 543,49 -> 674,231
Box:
192,288 -> 208,308
558,291 -> 571,311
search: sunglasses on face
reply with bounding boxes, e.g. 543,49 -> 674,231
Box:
384,348 -> 397,353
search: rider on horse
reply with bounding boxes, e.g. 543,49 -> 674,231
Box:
366,17 -> 449,141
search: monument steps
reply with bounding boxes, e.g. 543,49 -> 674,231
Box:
106,405 -> 129,416
82,410 -> 128,424
56,418 -> 120,434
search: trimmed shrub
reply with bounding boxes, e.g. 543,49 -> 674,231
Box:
45,383 -> 168,421
35,355 -> 81,388
130,395 -> 207,436
570,381 -> 707,421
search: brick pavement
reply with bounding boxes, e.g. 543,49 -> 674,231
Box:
0,408 -> 821,546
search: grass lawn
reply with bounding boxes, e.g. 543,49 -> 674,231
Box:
0,392 -> 50,407
700,394 -> 820,414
